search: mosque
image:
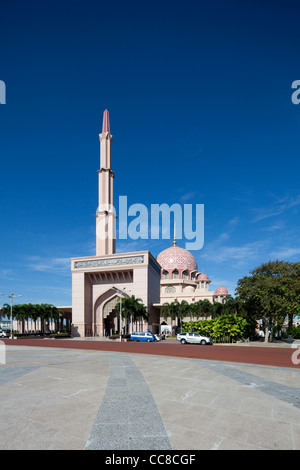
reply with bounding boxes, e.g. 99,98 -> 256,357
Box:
70,110 -> 229,337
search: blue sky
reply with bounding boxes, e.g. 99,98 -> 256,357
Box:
1,0 -> 300,307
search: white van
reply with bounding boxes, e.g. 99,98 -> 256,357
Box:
130,332 -> 156,342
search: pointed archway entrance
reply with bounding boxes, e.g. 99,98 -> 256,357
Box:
102,295 -> 120,336
93,288 -> 121,337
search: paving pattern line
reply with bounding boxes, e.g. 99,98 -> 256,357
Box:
0,366 -> 40,386
189,359 -> 300,408
84,354 -> 172,450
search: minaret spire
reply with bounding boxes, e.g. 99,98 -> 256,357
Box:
96,109 -> 116,256
173,222 -> 177,246
102,109 -> 110,133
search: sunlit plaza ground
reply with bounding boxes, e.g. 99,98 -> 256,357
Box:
0,344 -> 299,450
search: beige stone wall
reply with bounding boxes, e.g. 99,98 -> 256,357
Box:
71,251 -> 161,337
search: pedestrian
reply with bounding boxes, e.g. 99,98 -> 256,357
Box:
258,329 -> 264,341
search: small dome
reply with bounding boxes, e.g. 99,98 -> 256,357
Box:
197,273 -> 208,280
157,244 -> 198,272
215,285 -> 228,295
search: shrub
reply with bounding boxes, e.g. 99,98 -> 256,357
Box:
182,315 -> 257,343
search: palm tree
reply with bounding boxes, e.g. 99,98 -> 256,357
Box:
115,295 -> 148,333
1,303 -> 11,319
41,304 -> 60,333
223,296 -> 238,315
13,304 -> 25,333
192,300 -> 203,319
29,304 -> 40,333
162,301 -> 177,323
177,300 -> 189,328
48,305 -> 60,332
38,304 -> 47,334
20,304 -> 30,333
161,302 -> 172,322
162,300 -> 188,332
212,301 -> 224,318
193,299 -> 213,319
202,299 -> 213,317
133,300 -> 148,331
2,303 -> 13,334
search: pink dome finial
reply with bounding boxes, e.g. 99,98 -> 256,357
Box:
102,109 -> 110,133
173,222 -> 177,246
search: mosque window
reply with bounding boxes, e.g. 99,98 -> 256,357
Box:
182,270 -> 189,279
162,270 -> 169,279
172,269 -> 179,279
165,286 -> 176,293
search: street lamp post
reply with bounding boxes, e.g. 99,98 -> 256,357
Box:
0,293 -> 22,338
119,295 -> 122,342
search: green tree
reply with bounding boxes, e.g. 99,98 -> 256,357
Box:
236,260 -> 300,342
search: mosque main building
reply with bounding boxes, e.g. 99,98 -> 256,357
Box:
70,110 -> 229,337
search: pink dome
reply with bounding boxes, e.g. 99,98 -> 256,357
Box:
215,285 -> 228,295
197,273 -> 208,280
157,245 -> 198,272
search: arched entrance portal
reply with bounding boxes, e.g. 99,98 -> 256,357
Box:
103,296 -> 119,336
94,289 -> 121,337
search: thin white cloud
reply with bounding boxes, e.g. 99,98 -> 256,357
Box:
228,217 -> 239,227
179,191 -> 200,203
0,268 -> 15,279
270,247 -> 300,259
116,240 -> 150,253
26,256 -> 70,273
264,221 -> 284,232
252,194 -> 300,222
202,240 -> 268,265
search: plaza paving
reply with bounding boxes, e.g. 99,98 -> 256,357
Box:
0,344 -> 299,450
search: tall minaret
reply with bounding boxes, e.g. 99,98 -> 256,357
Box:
95,109 -> 116,256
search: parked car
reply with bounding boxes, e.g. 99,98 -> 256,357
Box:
154,334 -> 161,341
177,332 -> 212,345
130,332 -> 156,342
0,330 -> 8,338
